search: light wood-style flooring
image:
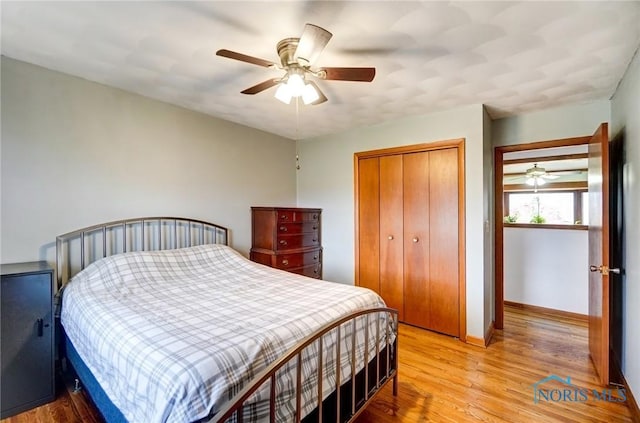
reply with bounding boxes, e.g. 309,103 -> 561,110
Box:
356,306 -> 633,422
2,305 -> 634,422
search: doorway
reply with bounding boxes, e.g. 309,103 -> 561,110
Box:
494,136 -> 590,328
495,127 -> 624,386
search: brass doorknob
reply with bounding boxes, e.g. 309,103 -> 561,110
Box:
412,237 -> 419,243
590,265 -> 621,275
388,235 -> 394,240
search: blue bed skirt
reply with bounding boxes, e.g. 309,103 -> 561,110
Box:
65,337 -> 127,423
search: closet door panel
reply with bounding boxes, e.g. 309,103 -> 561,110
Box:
379,155 -> 404,319
403,151 -> 431,328
357,158 -> 380,294
429,148 -> 460,336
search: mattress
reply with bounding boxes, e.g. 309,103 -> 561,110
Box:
60,244 -> 390,422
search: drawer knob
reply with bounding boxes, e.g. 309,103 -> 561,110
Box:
279,240 -> 288,246
314,255 -> 318,260
280,215 -> 288,220
388,235 -> 394,240
314,268 -> 319,274
282,259 -> 289,266
413,237 -> 419,243
279,226 -> 287,232
313,238 -> 318,242
313,214 -> 318,220
313,225 -> 318,230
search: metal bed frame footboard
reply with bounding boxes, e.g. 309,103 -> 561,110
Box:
56,216 -> 229,289
56,217 -> 398,423
214,307 -> 399,423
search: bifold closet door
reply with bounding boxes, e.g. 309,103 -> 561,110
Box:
403,151 -> 431,329
357,146 -> 459,337
357,157 -> 381,295
428,148 -> 459,337
404,148 -> 459,336
379,155 -> 404,320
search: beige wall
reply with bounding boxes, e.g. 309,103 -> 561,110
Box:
504,227 -> 588,314
492,100 -> 611,146
296,103 -> 489,339
0,57 -> 297,264
611,47 -> 640,408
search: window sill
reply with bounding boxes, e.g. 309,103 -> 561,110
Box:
504,223 -> 588,231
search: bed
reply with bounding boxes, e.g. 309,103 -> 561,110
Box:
56,217 -> 398,422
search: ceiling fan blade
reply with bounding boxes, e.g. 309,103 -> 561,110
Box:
216,49 -> 276,68
549,170 -> 585,176
241,79 -> 280,95
541,174 -> 560,180
503,176 -> 523,183
306,80 -> 328,105
320,67 -> 376,82
294,24 -> 332,65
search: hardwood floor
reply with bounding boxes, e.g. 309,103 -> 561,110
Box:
1,370 -> 102,423
2,305 -> 633,422
356,306 -> 633,422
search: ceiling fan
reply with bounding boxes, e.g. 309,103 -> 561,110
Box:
503,164 -> 560,190
525,164 -> 560,185
216,23 -> 376,105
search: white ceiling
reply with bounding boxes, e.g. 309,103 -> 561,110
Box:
503,145 -> 588,184
504,159 -> 587,175
503,145 -> 588,161
2,1 -> 639,140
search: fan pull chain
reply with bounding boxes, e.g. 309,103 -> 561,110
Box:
295,97 -> 301,170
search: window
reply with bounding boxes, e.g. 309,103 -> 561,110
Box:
505,191 -> 588,225
581,191 -> 589,225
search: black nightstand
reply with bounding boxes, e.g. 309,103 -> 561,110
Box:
1,261 -> 55,418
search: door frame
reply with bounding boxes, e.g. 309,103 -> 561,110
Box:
608,131 -> 625,385
354,138 -> 466,340
494,136 -> 591,329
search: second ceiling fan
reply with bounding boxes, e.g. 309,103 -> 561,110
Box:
216,23 -> 376,105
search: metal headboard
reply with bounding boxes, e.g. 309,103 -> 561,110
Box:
56,217 -> 229,289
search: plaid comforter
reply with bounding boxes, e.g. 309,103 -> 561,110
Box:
61,244 -> 390,423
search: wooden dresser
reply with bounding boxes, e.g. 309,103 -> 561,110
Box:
250,207 -> 322,279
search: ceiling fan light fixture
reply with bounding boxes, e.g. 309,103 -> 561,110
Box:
537,177 -> 546,186
274,83 -> 293,104
527,164 -> 546,177
302,83 -> 320,105
286,72 -> 306,96
526,177 -> 536,186
217,23 -> 374,105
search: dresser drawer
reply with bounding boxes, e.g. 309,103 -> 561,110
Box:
274,250 -> 321,269
277,221 -> 320,235
289,263 -> 322,279
277,210 -> 321,223
276,233 -> 320,250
